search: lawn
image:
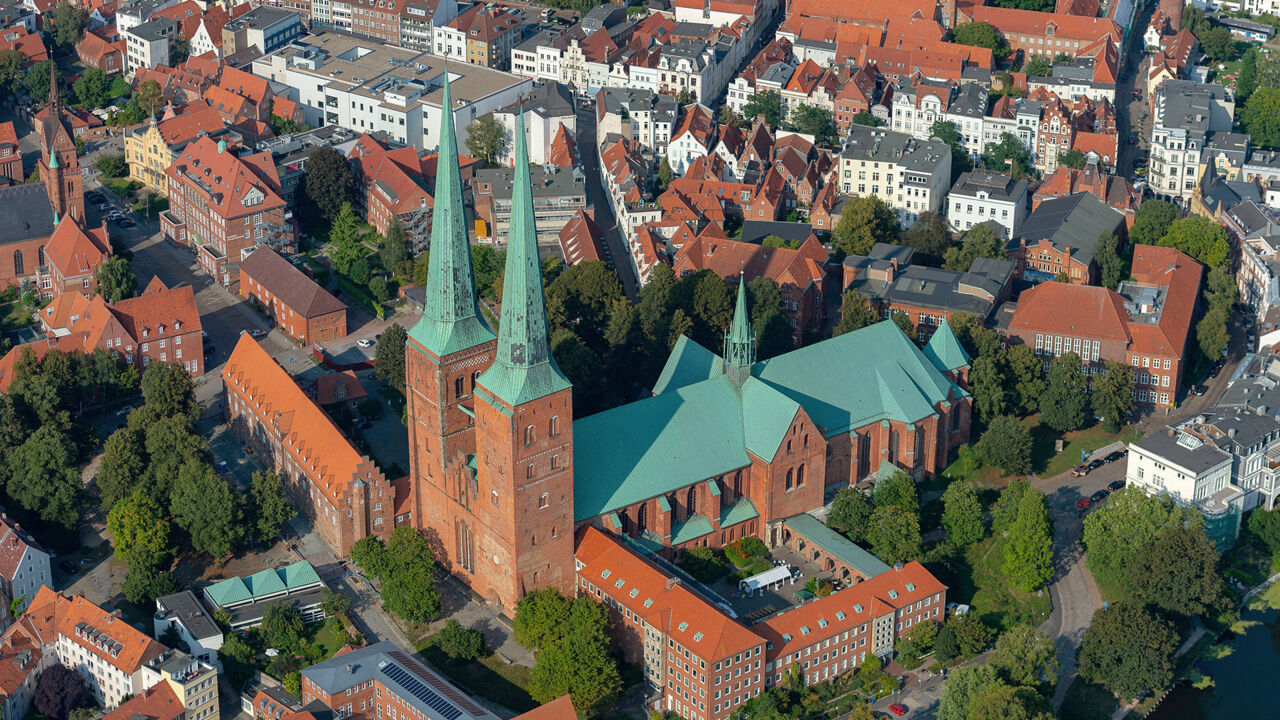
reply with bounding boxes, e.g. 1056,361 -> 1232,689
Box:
417,640 -> 537,713
1058,677 -> 1117,720
0,300 -> 32,332
1032,420 -> 1142,479
103,177 -> 142,201
964,535 -> 1052,630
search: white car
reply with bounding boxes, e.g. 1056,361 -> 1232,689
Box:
356,338 -> 374,348
114,405 -> 132,416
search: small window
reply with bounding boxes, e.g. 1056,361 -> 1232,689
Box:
539,493 -> 549,508
524,424 -> 535,446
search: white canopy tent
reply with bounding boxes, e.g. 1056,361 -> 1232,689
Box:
739,565 -> 792,596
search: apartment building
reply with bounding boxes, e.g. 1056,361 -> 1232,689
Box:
1004,244 -> 1202,408
0,513 -> 50,615
302,643 -> 500,720
125,107 -> 230,195
946,171 -> 1029,239
837,124 -> 950,225
154,591 -> 224,671
596,88 -> 678,153
125,17 -> 177,73
434,5 -> 522,70
473,165 -> 586,242
139,650 -> 220,720
220,7 -> 303,56
224,336 -> 393,557
38,217 -> 113,300
251,33 -> 532,153
493,83 -> 577,166
668,104 -> 718,175
346,133 -> 436,250
76,28 -> 126,75
1150,80 -> 1235,204
240,247 -> 347,345
397,0 -> 461,52
162,136 -> 294,283
117,0 -> 184,36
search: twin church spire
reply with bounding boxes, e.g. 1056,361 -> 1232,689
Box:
410,76 -> 568,406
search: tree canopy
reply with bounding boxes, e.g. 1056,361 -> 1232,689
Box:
1040,352 -> 1089,432
943,224 -> 1005,272
304,146 -> 355,222
832,195 -> 900,257
1078,602 -> 1179,699
465,115 -> 506,165
952,22 -> 1010,58
742,90 -> 782,128
1130,200 -> 1178,246
1083,487 -> 1200,592
1158,216 -> 1231,267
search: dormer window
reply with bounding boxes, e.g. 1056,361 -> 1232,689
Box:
142,328 -> 149,338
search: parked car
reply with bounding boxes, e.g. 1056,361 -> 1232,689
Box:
120,219 -> 135,229
1108,479 -> 1127,492
1104,450 -> 1124,463
1072,465 -> 1090,477
356,338 -> 374,348
1087,459 -> 1105,471
1076,497 -> 1092,510
1090,489 -> 1110,503
888,706 -> 908,717
114,404 -> 132,416
249,328 -> 267,338
1190,385 -> 1206,396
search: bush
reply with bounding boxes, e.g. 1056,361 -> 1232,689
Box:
435,619 -> 488,661
678,546 -> 730,583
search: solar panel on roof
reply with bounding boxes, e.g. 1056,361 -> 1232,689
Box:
380,663 -> 464,720
386,651 -> 486,717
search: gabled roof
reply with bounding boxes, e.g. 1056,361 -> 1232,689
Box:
43,217 -> 111,280
25,586 -> 165,674
1008,281 -> 1132,341
166,135 -> 285,220
557,209 -> 605,266
152,105 -> 226,145
99,681 -> 185,720
922,319 -> 969,372
241,247 -> 345,319
110,282 -> 201,344
0,513 -> 45,584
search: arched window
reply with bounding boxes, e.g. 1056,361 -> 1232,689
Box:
785,468 -> 794,490
539,493 -> 549,509
686,486 -> 697,515
733,470 -> 743,498
36,247 -> 44,267
549,415 -> 560,437
797,464 -> 806,487
471,370 -> 481,390
12,249 -> 22,276
637,503 -> 648,533
524,425 -> 535,446
455,377 -> 464,399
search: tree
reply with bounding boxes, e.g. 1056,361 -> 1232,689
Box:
1240,47 -> 1260,100
514,588 -> 572,650
321,589 -> 350,620
899,212 -> 953,263
527,597 -> 623,714
742,90 -> 781,128
746,276 -> 794,359
943,223 -> 1005,272
1130,200 -> 1178,246
34,664 -> 92,720
951,22 -> 1010,58
657,157 -> 674,191
934,626 -> 960,663
94,256 -> 138,302
73,67 -> 112,109
1004,344 -> 1045,415
8,425 -> 80,529
1023,55 -> 1051,77
937,665 -> 1003,720
866,505 -> 921,564
465,115 -> 506,165
249,470 -> 295,543
948,612 -> 995,656
761,234 -> 799,249
1078,602 -> 1178,700
1247,508 -> 1280,555
1091,361 -> 1135,433
24,61 -> 53,103
283,672 -> 301,696
354,528 -> 441,625
1040,352 -> 1089,432
1082,487 -> 1200,591
827,487 -> 874,542
968,684 -> 1054,720
327,202 -> 364,277
369,275 -> 390,302
1057,149 -> 1086,169
46,1 -> 88,48
1002,487 -> 1053,591
96,153 -> 127,178
139,415 -> 206,503
107,491 -> 171,563
971,355 -> 1010,422
262,602 -> 305,652
788,105 -> 835,145
1205,263 -> 1238,312
1197,306 -> 1230,362
96,427 -> 146,510
0,49 -> 24,95
436,619 -> 488,660
1094,232 -> 1126,290
170,461 -> 241,558
132,78 -> 165,116
1158,216 -> 1230,267
381,219 -> 408,272
834,291 -> 880,336
942,480 -> 985,547
374,323 -> 407,392
976,415 -> 1033,475
849,111 -> 883,127
891,310 -> 918,342
141,361 -> 200,423
873,470 -> 919,516
1199,26 -> 1235,60
219,633 -> 258,690
982,133 -> 1032,178
832,195 -> 899,256
305,146 -> 355,222
1128,525 -> 1225,617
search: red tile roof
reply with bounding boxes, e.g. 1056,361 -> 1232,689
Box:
153,105 -> 225,145
1127,245 -> 1201,358
0,514 -> 43,584
43,217 -> 112,280
0,26 -> 47,63
963,5 -> 1121,43
675,235 -> 827,290
166,135 -> 285,220
108,282 -> 201,347
1008,281 -> 1131,341
575,527 -> 763,660
100,682 -> 185,720
547,123 -> 579,169
672,104 -> 717,148
787,0 -> 936,26
511,696 -> 576,720
557,209 -> 605,265
26,587 -> 166,674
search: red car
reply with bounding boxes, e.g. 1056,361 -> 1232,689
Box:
1075,497 -> 1092,510
889,705 -> 908,717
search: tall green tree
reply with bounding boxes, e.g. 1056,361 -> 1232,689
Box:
866,505 -> 921,564
262,602 -> 305,652
514,588 -> 573,650
1022,55 -> 1051,77
1039,352 -> 1089,432
46,1 -> 88,48
982,133 -> 1032,178
96,427 -> 146,510
527,597 -> 623,714
1091,361 -> 1135,432
742,90 -> 782,128
373,322 -> 407,392
8,426 -> 80,529
943,223 -> 1005,272
1002,488 -> 1053,592
892,310 -> 918,343
1128,525 -> 1225,617
899,211 -> 953,263
23,61 -> 53,104
787,105 -> 835,145
827,487 -> 874,542
832,195 -> 899,257
107,491 -> 171,563
951,22 -> 1010,58
140,361 -> 201,424
1094,232 -> 1126,289
1197,306 -> 1231,361
991,625 -> 1057,687
941,480 -> 985,547
464,115 -> 507,165
94,256 -> 138,302
0,49 -> 24,95
170,461 -> 241,558
1004,344 -> 1046,415
1158,216 -> 1230,267
834,291 -> 880,336
1239,47 -> 1261,100
1082,487 -> 1200,591
327,202 -> 364,277
381,219 -> 409,272
304,146 -> 355,222
1130,200 -> 1178,246
249,470 -> 295,543
1078,603 -> 1179,700
872,470 -> 919,516
73,68 -> 112,109
132,78 -> 165,116
937,665 -> 1003,720
971,354 -> 1010,422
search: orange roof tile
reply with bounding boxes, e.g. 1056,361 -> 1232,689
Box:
25,587 -> 166,674
511,696 -> 576,720
154,105 -> 225,145
1127,245 -> 1201,358
676,234 -> 827,290
558,209 -> 605,265
1008,281 -> 1131,341
166,135 -> 285,220
43,218 -> 111,280
965,5 -> 1121,43
100,682 -> 185,720
787,0 -> 935,26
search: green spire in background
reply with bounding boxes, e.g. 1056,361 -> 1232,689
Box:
724,275 -> 755,371
408,69 -> 495,357
477,103 -> 571,407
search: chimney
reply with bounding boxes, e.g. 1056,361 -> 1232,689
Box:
894,563 -> 903,572
346,664 -> 354,673
887,258 -> 897,282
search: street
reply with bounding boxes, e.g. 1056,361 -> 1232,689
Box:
576,99 -> 640,298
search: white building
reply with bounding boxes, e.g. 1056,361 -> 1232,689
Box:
666,104 -> 717,175
125,16 -> 177,74
946,170 -> 1029,239
115,0 -> 183,36
493,83 -> 576,166
250,32 -> 532,153
154,591 -> 225,672
891,81 -> 954,143
1150,80 -> 1234,204
1126,427 -> 1243,546
596,87 -> 678,153
0,515 -> 49,617
839,123 -> 952,225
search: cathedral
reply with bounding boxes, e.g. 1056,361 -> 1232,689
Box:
405,77 -> 973,611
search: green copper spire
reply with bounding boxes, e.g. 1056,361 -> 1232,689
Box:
724,275 -> 755,377
408,69 -> 495,357
477,105 -> 570,407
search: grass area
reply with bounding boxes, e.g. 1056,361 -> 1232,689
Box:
940,451 -> 1004,487
337,275 -> 386,320
1093,572 -> 1125,605
103,177 -> 142,201
965,535 -> 1052,630
0,300 -> 32,332
130,195 -> 168,219
1033,421 -> 1143,479
417,638 -> 537,713
1059,677 -> 1118,720
312,623 -> 346,657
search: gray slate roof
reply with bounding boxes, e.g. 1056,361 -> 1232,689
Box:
1133,429 -> 1232,475
0,184 -> 54,246
1011,192 -> 1124,265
